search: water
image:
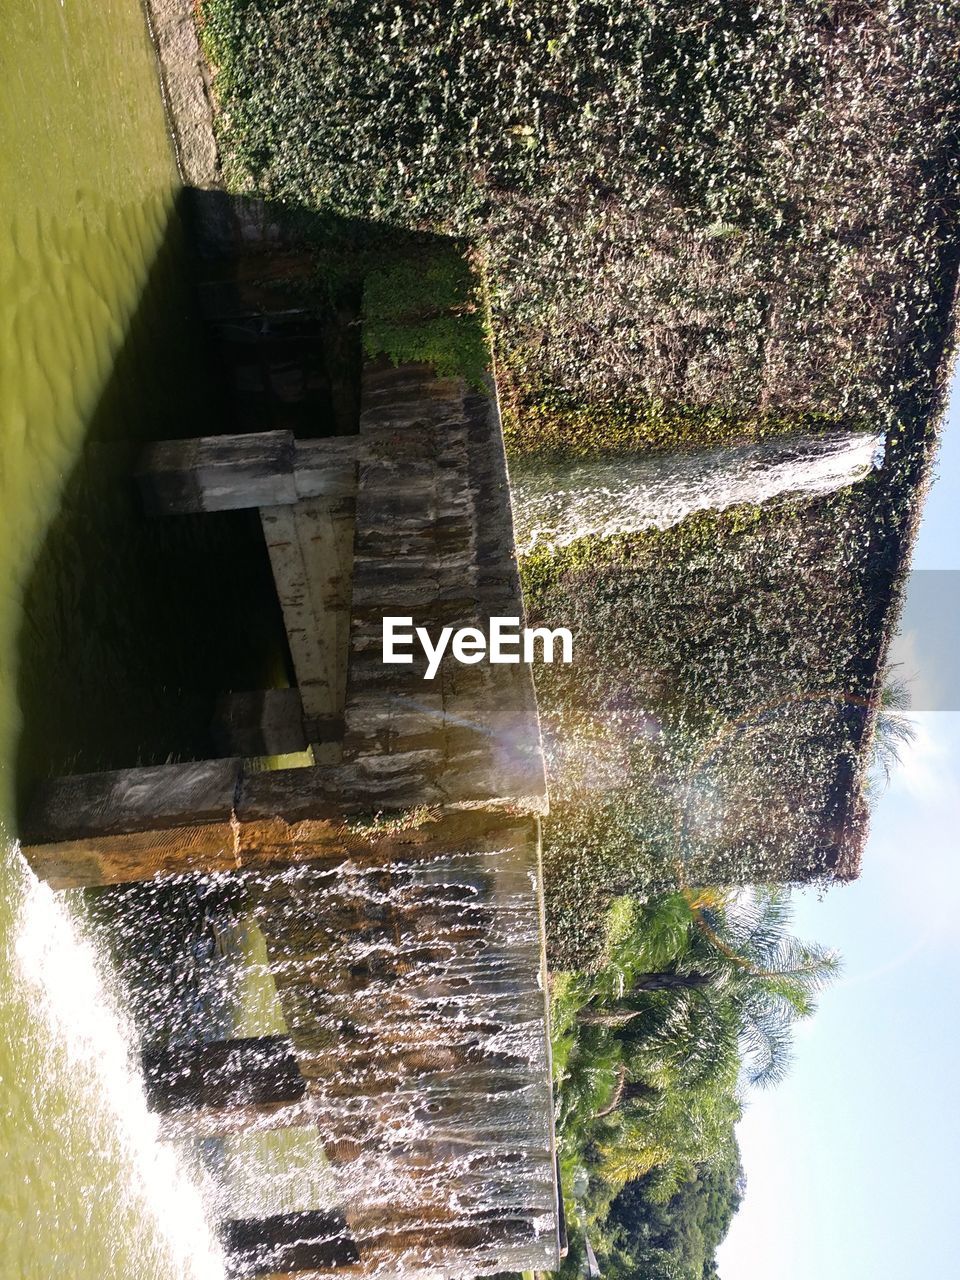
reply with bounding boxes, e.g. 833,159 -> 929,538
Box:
61,831 -> 559,1278
0,2 -> 272,1274
248,840 -> 558,1277
511,430 -> 886,553
12,873 -> 225,1276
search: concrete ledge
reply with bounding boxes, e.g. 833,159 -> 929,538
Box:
144,0 -> 221,188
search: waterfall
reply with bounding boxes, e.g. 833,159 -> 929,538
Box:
9,812 -> 559,1280
249,827 -> 560,1279
511,429 -> 886,553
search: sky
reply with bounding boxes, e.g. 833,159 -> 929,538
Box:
717,369 -> 960,1279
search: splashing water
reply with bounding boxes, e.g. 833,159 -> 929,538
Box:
6,824 -> 560,1279
246,831 -> 560,1278
511,430 -> 886,553
11,847 -> 225,1280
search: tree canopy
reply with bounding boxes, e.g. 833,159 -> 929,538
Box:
551,888 -> 838,1274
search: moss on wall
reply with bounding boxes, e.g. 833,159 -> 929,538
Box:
199,0 -> 960,457
362,246 -> 490,387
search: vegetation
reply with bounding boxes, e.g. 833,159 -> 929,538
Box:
551,889 -> 837,1276
199,0 -> 960,459
604,1150 -> 744,1280
192,0 -> 958,922
194,0 -> 958,956
362,244 -> 490,386
868,676 -> 917,791
523,489 -> 895,965
188,8 -> 956,1266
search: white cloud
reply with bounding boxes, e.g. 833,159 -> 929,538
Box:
886,626 -> 938,712
719,712 -> 960,1280
888,710 -> 954,803
716,1093 -> 807,1275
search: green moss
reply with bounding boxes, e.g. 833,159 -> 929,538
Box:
520,503 -> 767,604
362,247 -> 491,387
501,388 -> 854,461
196,0 -> 959,462
521,488 -> 890,969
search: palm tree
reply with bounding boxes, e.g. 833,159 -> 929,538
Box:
578,887 -> 839,1087
552,889 -> 838,1215
869,675 -> 915,789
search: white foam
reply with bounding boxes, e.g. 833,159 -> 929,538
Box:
13,848 -> 225,1280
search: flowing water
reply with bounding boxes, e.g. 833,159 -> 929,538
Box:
246,839 -> 559,1278
511,429 -> 886,553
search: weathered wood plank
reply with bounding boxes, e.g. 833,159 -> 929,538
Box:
260,497 -> 354,762
138,432 -> 297,514
138,433 -> 359,514
22,758 -> 241,839
22,823 -> 239,890
292,496 -> 354,759
294,438 -> 359,500
21,760 -> 243,888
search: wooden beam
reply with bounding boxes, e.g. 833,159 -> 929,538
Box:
141,1035 -> 311,1137
20,759 -> 242,888
260,495 -> 354,762
137,432 -> 358,515
292,439 -> 359,501
138,432 -> 297,514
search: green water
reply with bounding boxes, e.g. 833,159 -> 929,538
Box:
0,3 -> 276,1274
